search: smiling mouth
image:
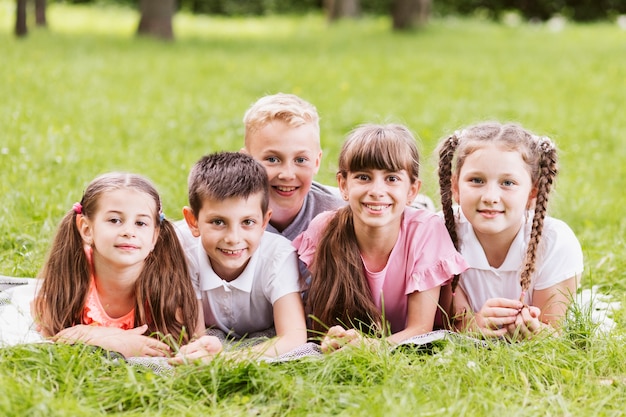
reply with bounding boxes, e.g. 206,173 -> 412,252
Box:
364,204 -> 391,211
274,186 -> 298,192
478,210 -> 503,217
219,248 -> 245,255
116,244 -> 139,250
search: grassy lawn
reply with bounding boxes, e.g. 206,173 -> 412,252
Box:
1,2 -> 626,415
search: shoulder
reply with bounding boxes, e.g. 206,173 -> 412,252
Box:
257,231 -> 297,259
403,207 -> 445,230
537,216 -> 582,253
172,219 -> 201,253
308,182 -> 344,210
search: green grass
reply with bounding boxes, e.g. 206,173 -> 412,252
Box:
1,2 -> 626,415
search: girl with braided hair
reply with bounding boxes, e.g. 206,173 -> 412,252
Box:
294,123 -> 467,351
437,122 -> 583,339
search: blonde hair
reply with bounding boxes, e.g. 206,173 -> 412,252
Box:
243,93 -> 320,147
35,172 -> 199,344
437,122 -> 558,297
307,123 -> 420,335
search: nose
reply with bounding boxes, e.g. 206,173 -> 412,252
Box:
368,176 -> 386,197
121,224 -> 136,238
224,225 -> 241,244
276,161 -> 296,180
481,183 -> 501,205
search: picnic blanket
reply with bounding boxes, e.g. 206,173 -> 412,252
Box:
1,275 -> 618,374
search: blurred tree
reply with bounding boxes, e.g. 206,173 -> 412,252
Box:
137,0 -> 176,40
35,0 -> 47,26
15,0 -> 27,37
325,0 -> 361,21
391,0 -> 431,30
15,0 -> 47,37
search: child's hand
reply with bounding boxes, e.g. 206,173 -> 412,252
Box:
321,325 -> 362,353
52,324 -> 171,357
506,305 -> 542,340
169,335 -> 223,365
475,298 -> 525,337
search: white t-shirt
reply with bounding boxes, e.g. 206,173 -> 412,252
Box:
175,221 -> 301,337
455,210 -> 584,312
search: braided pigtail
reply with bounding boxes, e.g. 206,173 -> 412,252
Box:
519,137 -> 558,297
438,133 -> 461,291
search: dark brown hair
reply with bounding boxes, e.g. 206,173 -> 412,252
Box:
187,152 -> 269,217
307,123 -> 420,335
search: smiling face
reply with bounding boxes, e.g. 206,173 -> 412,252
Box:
453,143 -> 537,247
244,120 -> 321,230
339,168 -> 420,233
78,189 -> 159,273
183,193 -> 271,282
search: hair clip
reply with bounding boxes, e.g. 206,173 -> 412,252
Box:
159,211 -> 165,223
533,135 -> 555,153
72,202 -> 82,214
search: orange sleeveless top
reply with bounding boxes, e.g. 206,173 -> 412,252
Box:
81,278 -> 135,330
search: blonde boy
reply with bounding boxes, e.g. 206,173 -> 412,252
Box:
242,93 -> 344,241
174,152 -> 307,361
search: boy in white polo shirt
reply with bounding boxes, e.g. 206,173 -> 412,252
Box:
173,152 -> 307,362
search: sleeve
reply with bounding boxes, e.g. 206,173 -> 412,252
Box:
292,210 -> 335,268
173,220 -> 202,299
264,240 -> 304,304
406,214 -> 469,293
533,218 -> 584,290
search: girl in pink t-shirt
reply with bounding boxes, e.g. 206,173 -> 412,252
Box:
293,124 -> 468,352
34,172 -> 202,357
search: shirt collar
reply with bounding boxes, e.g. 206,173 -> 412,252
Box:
196,241 -> 258,293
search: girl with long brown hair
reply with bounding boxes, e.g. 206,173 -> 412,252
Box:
294,123 -> 467,351
34,172 -> 202,357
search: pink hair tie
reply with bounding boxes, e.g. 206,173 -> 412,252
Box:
72,202 -> 82,214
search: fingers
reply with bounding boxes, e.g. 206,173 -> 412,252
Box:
170,336 -> 223,365
506,307 -> 542,341
321,326 -> 363,353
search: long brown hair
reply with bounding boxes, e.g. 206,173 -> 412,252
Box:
35,172 -> 198,344
437,122 -> 559,298
307,124 -> 421,336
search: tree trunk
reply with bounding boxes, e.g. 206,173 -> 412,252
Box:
325,0 -> 360,22
391,0 -> 431,30
35,0 -> 47,27
137,0 -> 176,40
15,0 -> 27,37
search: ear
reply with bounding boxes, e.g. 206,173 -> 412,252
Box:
182,206 -> 201,238
526,186 -> 539,210
240,147 -> 249,155
407,179 -> 422,205
151,223 -> 160,251
261,208 -> 272,230
76,214 -> 93,245
337,172 -> 348,201
451,174 -> 460,203
313,149 -> 322,175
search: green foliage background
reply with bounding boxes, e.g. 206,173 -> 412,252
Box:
1,3 -> 626,416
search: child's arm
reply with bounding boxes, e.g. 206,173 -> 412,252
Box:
52,324 -> 171,357
387,286 -> 441,345
249,292 -> 307,358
